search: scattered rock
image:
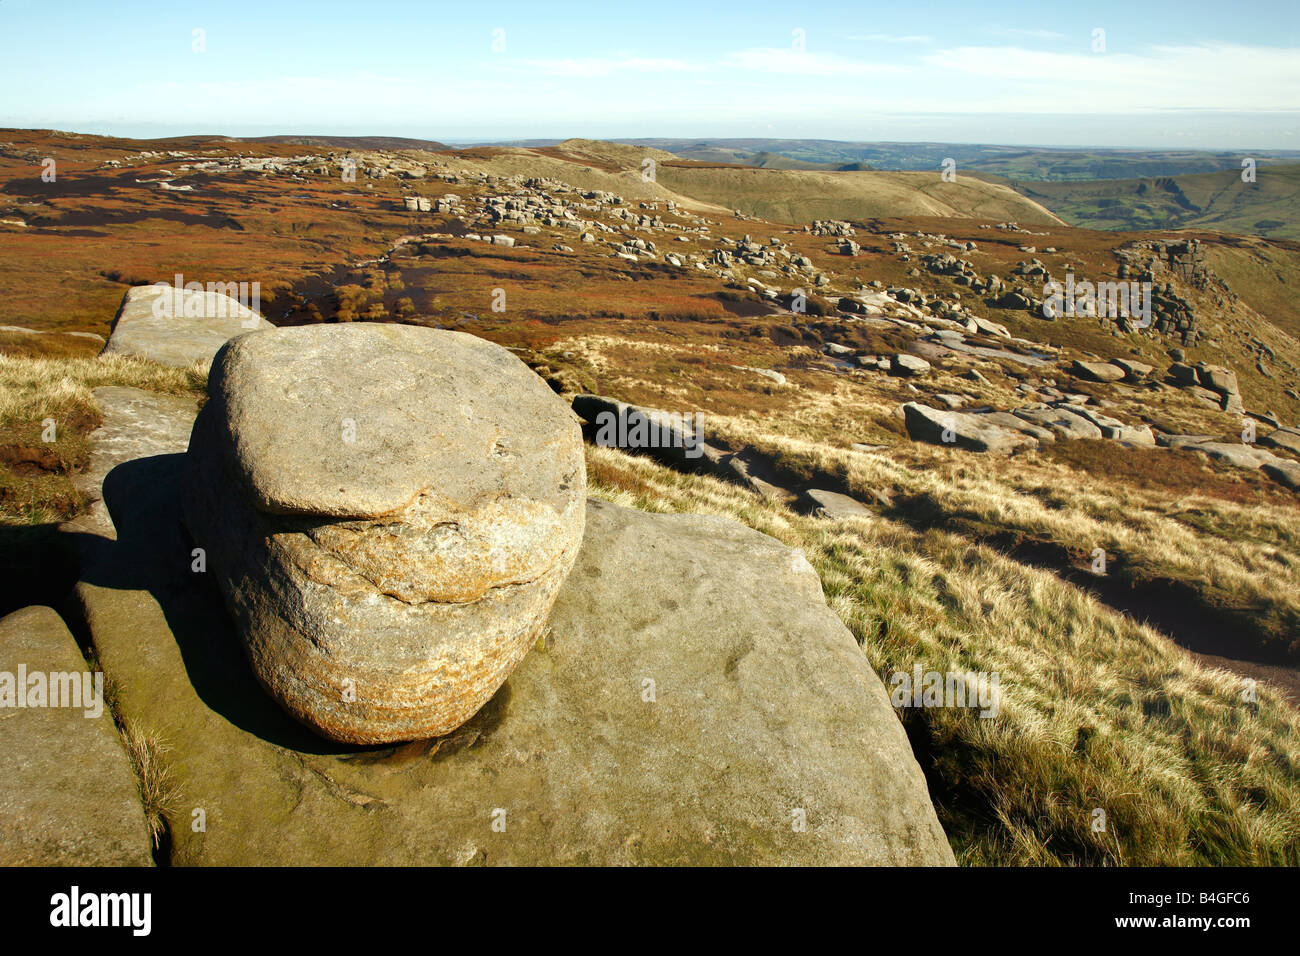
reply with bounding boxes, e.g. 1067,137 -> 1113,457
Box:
1071,360 -> 1125,383
1112,358 -> 1154,382
802,488 -> 873,519
1011,405 -> 1103,440
1260,427 -> 1300,457
890,354 -> 931,377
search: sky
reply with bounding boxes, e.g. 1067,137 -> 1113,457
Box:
0,0 -> 1297,149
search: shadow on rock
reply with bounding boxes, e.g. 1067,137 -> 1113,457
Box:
68,452 -> 361,756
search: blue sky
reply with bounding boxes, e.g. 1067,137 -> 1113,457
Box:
1,0 -> 1297,148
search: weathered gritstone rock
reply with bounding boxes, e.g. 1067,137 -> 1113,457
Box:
979,411 -> 1056,443
185,324 -> 586,744
903,402 -> 1036,455
65,388 -> 954,864
1112,358 -> 1154,382
0,607 -> 153,866
802,488 -> 873,519
1260,427 -> 1300,457
1012,405 -> 1104,440
102,284 -> 264,370
1054,403 -> 1154,444
891,354 -> 932,377
1071,360 -> 1125,383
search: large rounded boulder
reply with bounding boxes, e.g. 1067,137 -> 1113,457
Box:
183,324 -> 586,744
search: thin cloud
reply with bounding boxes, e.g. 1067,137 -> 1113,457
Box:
846,34 -> 933,44
921,42 -> 1300,112
991,27 -> 1067,40
517,57 -> 701,78
723,48 -> 906,76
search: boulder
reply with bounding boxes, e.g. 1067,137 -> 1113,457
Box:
978,411 -> 1056,443
1197,364 -> 1239,397
1187,385 -> 1227,410
903,403 -> 1036,454
102,284 -> 264,370
1260,427 -> 1300,457
1112,358 -> 1154,382
1168,362 -> 1200,386
1186,442 -> 1273,470
1262,460 -> 1300,490
571,394 -> 707,471
1071,360 -> 1125,383
0,606 -> 153,866
970,317 -> 1010,338
890,354 -> 932,377
802,488 -> 873,519
183,324 -> 587,744
1053,403 -> 1152,443
1011,405 -> 1103,440
66,390 -> 955,864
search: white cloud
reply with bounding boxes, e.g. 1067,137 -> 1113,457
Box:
989,27 -> 1067,40
722,48 -> 906,77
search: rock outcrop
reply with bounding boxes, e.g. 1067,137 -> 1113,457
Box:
183,324 -> 587,744
63,382 -> 955,865
0,606 -> 153,866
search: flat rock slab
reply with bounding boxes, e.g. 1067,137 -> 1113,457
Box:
803,488 -> 873,519
63,388 -> 952,864
0,606 -> 153,866
102,285 -> 265,370
1260,427 -> 1300,457
1071,360 -> 1124,383
64,387 -> 198,542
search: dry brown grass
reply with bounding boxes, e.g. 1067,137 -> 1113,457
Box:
697,414 -> 1300,662
586,442 -> 1300,865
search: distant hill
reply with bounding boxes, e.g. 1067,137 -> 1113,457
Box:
1009,165 -> 1300,241
239,135 -> 450,152
453,139 -> 1064,225
651,162 -> 1064,226
616,138 -> 1300,182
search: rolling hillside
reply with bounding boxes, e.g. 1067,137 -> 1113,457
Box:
1011,165 -> 1300,240
652,163 -> 1064,225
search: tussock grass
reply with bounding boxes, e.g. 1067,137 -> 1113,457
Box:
699,416 -> 1300,662
0,352 -> 206,431
0,354 -> 206,533
118,717 -> 179,851
586,443 -> 1300,865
